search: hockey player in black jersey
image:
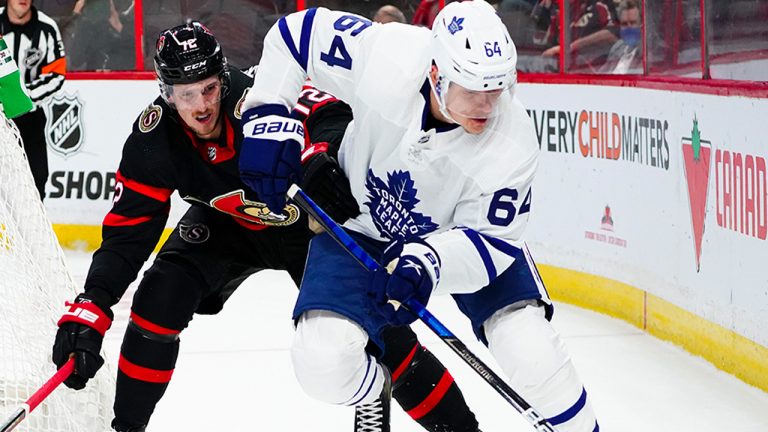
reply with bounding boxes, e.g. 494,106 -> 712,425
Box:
51,21 -> 480,432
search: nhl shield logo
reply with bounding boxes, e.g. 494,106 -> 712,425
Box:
45,93 -> 84,157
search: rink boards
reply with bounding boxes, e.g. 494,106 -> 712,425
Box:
39,78 -> 768,392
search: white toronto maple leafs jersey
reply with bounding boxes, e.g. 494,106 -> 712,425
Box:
244,8 -> 539,295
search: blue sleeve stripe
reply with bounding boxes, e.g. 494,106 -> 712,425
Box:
462,229 -> 497,281
298,8 -> 318,71
277,9 -> 317,72
277,17 -> 302,70
480,233 -> 523,259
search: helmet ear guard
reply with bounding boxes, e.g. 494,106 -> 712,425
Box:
153,21 -> 230,107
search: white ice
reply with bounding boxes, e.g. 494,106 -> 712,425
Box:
63,250 -> 768,432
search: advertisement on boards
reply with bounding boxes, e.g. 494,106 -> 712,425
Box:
517,84 -> 768,346
42,80 -> 186,228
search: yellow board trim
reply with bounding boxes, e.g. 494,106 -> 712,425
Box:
538,264 -> 768,393
52,224 -> 173,253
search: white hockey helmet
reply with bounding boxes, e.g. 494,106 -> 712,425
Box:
430,0 -> 518,122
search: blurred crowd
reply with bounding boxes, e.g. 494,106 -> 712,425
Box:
4,0 -> 768,77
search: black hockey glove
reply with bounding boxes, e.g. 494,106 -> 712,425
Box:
300,144 -> 360,224
291,86 -> 359,224
52,292 -> 113,390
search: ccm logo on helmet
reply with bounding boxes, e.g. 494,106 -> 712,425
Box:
183,60 -> 207,71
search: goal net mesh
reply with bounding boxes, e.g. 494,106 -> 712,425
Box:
0,110 -> 114,431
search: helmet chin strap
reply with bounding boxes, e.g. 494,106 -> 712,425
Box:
429,73 -> 458,125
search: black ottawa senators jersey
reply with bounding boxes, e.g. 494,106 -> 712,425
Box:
84,68 -> 305,302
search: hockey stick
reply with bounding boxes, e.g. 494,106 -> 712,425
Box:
287,185 -> 557,432
0,357 -> 75,432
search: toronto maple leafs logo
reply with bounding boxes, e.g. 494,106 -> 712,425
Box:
447,16 -> 464,35
365,170 -> 438,241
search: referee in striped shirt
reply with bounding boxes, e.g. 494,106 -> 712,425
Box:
0,0 -> 66,200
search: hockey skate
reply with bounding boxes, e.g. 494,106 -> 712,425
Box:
111,419 -> 146,432
354,366 -> 392,432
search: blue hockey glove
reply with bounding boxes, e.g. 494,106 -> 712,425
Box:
239,104 -> 304,213
369,239 -> 441,325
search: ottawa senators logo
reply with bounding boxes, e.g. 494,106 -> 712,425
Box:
210,190 -> 300,226
139,103 -> 162,133
179,222 -> 210,243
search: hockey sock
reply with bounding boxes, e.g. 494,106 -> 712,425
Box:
354,365 -> 392,432
381,326 -> 480,432
113,317 -> 181,428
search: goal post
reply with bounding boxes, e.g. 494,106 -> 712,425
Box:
0,111 -> 114,431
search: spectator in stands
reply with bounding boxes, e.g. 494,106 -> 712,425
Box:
412,0 -> 502,23
533,0 -> 618,69
500,0 -> 537,14
411,0 -> 438,28
373,4 -> 406,24
0,0 -> 66,200
600,0 -> 642,74
68,0 -> 133,70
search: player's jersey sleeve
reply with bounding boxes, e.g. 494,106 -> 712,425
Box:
426,169 -> 535,295
426,105 -> 540,295
84,128 -> 175,306
243,7 -> 375,111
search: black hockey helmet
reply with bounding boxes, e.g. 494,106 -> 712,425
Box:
153,21 -> 230,105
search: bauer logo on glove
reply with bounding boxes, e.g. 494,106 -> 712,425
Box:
239,103 -> 304,213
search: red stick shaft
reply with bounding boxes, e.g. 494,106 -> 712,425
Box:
27,357 -> 75,412
1,358 -> 74,432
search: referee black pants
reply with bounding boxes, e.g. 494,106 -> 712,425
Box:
12,108 -> 49,200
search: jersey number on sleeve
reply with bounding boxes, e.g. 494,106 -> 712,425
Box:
487,187 -> 531,226
320,15 -> 371,70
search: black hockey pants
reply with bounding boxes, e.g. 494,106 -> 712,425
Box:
112,205 -> 311,428
12,108 -> 49,200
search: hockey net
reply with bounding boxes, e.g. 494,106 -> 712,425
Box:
0,111 -> 114,431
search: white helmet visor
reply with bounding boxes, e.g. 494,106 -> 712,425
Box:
164,76 -> 223,110
444,81 -> 505,120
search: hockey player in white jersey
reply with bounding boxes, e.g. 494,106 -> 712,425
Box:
239,1 -> 599,431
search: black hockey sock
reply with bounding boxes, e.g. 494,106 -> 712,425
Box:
381,326 -> 480,432
113,319 -> 181,428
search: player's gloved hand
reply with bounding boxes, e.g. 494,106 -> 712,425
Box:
52,292 -> 113,390
300,143 -> 360,224
369,239 -> 441,325
240,104 -> 304,213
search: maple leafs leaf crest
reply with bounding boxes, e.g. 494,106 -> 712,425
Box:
364,169 -> 438,241
388,170 -> 419,211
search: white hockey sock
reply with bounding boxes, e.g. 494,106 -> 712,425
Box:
485,304 -> 598,432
